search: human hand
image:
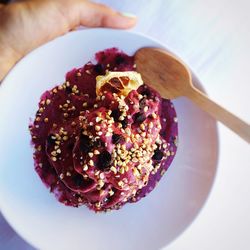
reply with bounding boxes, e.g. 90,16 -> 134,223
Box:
0,0 -> 137,81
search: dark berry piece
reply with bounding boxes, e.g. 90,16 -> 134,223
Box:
140,88 -> 151,98
112,134 -> 124,144
67,143 -> 74,151
115,55 -> 125,65
94,139 -> 105,148
97,150 -> 112,170
152,149 -> 164,161
65,86 -> 72,94
47,134 -> 56,145
111,109 -> 121,122
94,64 -> 104,74
35,110 -> 42,117
171,136 -> 176,143
121,117 -> 128,128
160,130 -> 167,138
133,112 -> 146,124
72,175 -> 84,187
79,134 -> 92,153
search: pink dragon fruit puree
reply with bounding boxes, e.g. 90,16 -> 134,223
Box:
29,48 -> 178,212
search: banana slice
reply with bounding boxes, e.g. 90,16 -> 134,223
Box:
96,71 -> 143,97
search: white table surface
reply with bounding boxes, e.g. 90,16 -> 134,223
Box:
1,0 -> 250,249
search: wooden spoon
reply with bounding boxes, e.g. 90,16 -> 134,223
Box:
135,47 -> 250,144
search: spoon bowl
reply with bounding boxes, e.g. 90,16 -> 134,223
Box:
135,48 -> 192,99
135,47 -> 250,143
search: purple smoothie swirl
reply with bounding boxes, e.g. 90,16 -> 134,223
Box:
29,48 -> 178,212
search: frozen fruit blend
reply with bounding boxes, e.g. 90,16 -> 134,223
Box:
29,48 -> 178,212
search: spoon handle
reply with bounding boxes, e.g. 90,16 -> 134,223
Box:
185,86 -> 250,144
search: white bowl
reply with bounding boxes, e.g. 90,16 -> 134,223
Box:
0,28 -> 218,250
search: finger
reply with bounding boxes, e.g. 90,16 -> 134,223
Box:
77,2 -> 137,29
58,1 -> 137,30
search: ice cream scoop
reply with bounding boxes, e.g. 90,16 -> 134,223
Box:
30,48 -> 178,212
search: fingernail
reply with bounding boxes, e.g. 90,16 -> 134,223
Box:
121,12 -> 137,18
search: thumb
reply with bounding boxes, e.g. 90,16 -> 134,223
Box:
58,1 -> 137,29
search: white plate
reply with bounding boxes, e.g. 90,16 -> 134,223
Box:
0,29 -> 218,250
